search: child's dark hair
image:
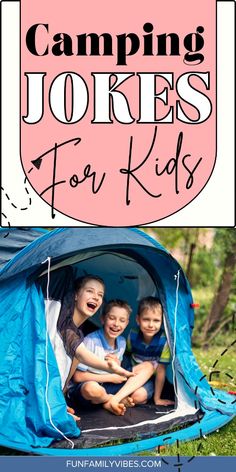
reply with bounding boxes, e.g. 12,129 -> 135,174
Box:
102,299 -> 132,317
74,275 -> 105,292
137,296 -> 162,316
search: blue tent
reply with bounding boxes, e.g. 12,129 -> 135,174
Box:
0,227 -> 235,455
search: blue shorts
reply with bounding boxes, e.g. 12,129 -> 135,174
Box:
141,377 -> 155,400
66,379 -> 127,408
66,356 -> 155,408
66,377 -> 154,408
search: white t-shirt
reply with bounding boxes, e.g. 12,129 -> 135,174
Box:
78,328 -> 126,374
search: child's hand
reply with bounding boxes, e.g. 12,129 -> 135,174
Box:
67,406 -> 80,421
154,398 -> 175,406
107,359 -> 134,378
105,353 -> 121,365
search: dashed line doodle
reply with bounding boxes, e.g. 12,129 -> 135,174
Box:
1,178 -> 33,235
157,417 -> 206,471
1,176 -> 32,211
197,338 -> 236,406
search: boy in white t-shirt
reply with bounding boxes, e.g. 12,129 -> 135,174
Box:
67,299 -> 134,414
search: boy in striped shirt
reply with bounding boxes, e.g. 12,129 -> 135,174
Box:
106,297 -> 174,410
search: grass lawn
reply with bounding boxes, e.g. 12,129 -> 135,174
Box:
149,417 -> 236,457
143,341 -> 236,457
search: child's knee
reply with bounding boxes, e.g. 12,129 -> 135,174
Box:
131,388 -> 148,404
134,361 -> 154,375
81,381 -> 103,400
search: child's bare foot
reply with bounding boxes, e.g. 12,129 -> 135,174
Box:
154,398 -> 175,406
103,398 -> 126,415
122,396 -> 135,407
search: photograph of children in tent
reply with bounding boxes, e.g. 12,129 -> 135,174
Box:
0,227 -> 235,456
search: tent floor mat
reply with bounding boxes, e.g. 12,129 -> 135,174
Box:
50,404 -> 204,449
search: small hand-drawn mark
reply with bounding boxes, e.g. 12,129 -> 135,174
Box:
1,212 -> 11,237
1,177 -> 32,211
159,429 -> 205,472
207,338 -> 236,406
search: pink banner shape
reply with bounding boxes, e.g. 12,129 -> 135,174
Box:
21,0 -> 216,226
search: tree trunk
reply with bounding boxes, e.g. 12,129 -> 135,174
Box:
185,229 -> 200,283
202,243 -> 236,343
186,242 -> 196,281
204,314 -> 234,347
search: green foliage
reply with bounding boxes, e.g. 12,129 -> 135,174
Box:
190,249 -> 217,287
214,228 -> 236,260
144,228 -> 204,253
192,286 -> 235,346
145,228 -> 236,344
144,228 -> 185,250
191,287 -> 213,340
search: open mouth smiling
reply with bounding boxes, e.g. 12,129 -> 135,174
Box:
109,327 -> 121,334
87,302 -> 97,310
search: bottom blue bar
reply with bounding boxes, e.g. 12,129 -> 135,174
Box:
0,456 -> 235,472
